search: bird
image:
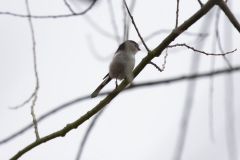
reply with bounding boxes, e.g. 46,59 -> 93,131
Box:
91,40 -> 140,98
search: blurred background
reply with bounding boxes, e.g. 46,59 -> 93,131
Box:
0,0 -> 240,159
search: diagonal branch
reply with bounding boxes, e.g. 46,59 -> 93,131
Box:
75,108 -> 105,160
63,0 -> 76,14
148,48 -> 168,72
217,0 -> 240,33
123,0 -> 150,52
10,0 -> 217,159
197,0 -> 204,8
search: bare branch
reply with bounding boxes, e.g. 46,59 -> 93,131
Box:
123,0 -> 150,52
217,0 -> 240,33
175,0 -> 180,28
107,0 -> 121,44
87,35 -> 112,61
209,29 -> 217,143
84,14 -> 120,40
197,0 -> 204,8
9,92 -> 35,109
162,48 -> 168,71
9,1 -> 218,158
154,0 -> 216,57
168,43 -> 237,56
148,48 -> 168,72
76,108 -> 105,160
63,0 -> 76,14
25,0 -> 40,140
148,62 -> 162,72
0,0 -> 96,19
139,29 -> 208,45
3,66 -> 240,147
123,0 -> 136,41
122,1 -> 127,41
215,8 -> 233,69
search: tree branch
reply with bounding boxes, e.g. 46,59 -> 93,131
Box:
1,66 -> 239,147
168,43 -> 237,56
123,0 -> 150,52
10,0 -> 217,159
175,0 -> 180,28
63,0 -> 76,14
217,0 -> 240,33
154,0 -> 216,57
107,0 -> 121,44
215,7 -> 233,69
0,0 -> 96,19
22,0 -> 41,140
197,0 -> 204,8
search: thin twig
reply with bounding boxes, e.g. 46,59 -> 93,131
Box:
87,35 -> 112,61
0,0 -> 96,19
209,29 -> 217,143
63,0 -> 76,14
70,0 -> 121,41
139,29 -> 208,44
122,0 -> 136,41
25,0 -> 40,140
9,1 -> 219,158
84,14 -> 120,40
149,62 -> 162,72
76,108 -> 105,160
197,0 -> 204,7
122,1 -> 127,41
107,0 -> 121,44
215,8 -> 233,69
123,0 -> 150,52
162,48 -> 168,71
65,0 -> 120,42
9,92 -> 35,109
148,48 -> 168,72
175,0 -> 180,28
2,66 -> 240,146
168,43 -> 237,56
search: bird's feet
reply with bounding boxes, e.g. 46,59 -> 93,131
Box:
115,79 -> 118,88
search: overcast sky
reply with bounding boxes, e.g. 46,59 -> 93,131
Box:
0,0 -> 240,160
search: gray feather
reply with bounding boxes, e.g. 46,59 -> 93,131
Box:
91,76 -> 112,98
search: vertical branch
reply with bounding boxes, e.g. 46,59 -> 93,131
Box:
25,0 -> 40,140
173,9 -> 215,160
209,31 -> 217,143
175,0 -> 180,28
223,1 -> 238,159
107,0 -> 121,44
125,0 -> 136,41
122,1 -> 127,41
215,8 -> 233,69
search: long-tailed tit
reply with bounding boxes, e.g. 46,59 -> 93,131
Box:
91,40 -> 140,98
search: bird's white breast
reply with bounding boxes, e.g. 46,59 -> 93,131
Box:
109,51 -> 135,80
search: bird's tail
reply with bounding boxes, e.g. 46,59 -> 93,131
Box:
91,75 -> 112,98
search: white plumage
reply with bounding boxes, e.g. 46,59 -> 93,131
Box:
91,40 -> 140,98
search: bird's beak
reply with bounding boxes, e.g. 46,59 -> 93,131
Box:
138,48 -> 141,51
